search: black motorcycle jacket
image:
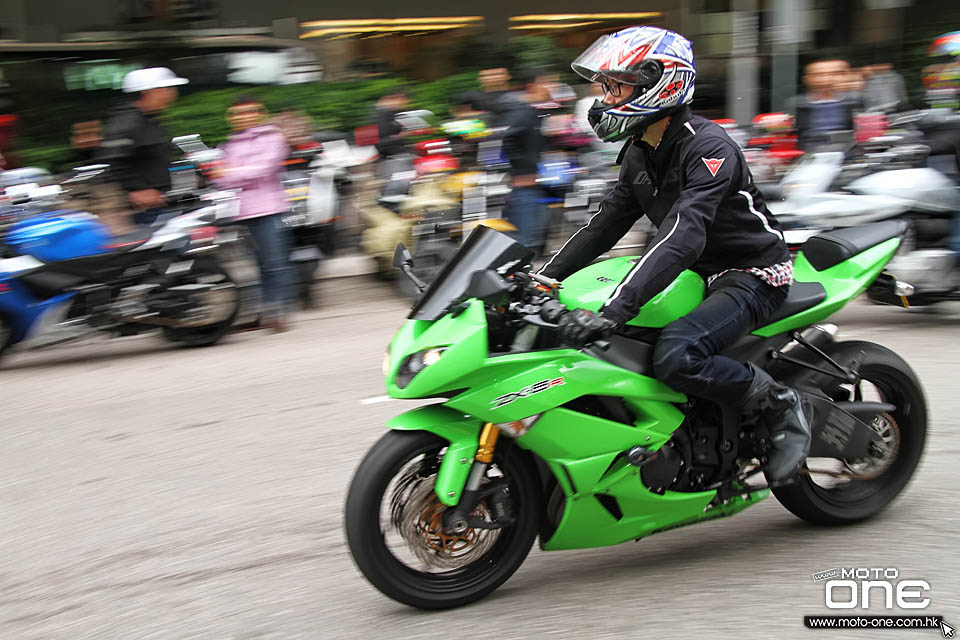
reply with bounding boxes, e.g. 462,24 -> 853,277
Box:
539,106 -> 790,326
497,92 -> 544,178
97,103 -> 173,194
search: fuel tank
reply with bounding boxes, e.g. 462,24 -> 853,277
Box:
559,257 -> 705,328
6,212 -> 111,261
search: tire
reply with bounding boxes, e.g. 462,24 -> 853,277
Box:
162,260 -> 239,348
344,430 -> 541,609
772,341 -> 928,525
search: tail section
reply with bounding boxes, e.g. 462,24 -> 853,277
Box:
754,221 -> 906,337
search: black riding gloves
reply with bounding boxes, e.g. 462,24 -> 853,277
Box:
558,309 -> 619,348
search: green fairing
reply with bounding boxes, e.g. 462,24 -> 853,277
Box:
386,300 -> 488,399
559,259 -> 706,328
386,405 -> 482,506
446,351 -> 685,423
752,238 -> 900,336
380,233 -> 901,550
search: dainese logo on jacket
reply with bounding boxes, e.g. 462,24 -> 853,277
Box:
701,157 -> 725,177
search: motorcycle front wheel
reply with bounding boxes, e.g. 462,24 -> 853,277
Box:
345,430 -> 541,609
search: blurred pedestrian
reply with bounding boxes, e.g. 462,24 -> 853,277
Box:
862,63 -> 908,113
788,59 -> 858,150
66,119 -> 136,236
97,67 -> 187,226
373,88 -> 410,160
69,121 -> 103,166
479,67 -> 512,118
215,95 -> 294,333
500,68 -> 549,253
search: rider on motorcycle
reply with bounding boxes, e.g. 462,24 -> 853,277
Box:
540,26 -> 810,482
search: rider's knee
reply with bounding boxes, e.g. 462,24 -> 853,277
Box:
653,333 -> 702,388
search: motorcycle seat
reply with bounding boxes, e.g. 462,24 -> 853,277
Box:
802,220 -> 907,271
104,229 -> 154,252
760,281 -> 827,325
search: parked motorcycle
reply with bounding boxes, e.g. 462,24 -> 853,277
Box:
0,181 -> 242,359
345,223 -> 926,609
774,112 -> 960,307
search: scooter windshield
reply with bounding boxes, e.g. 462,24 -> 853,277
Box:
408,225 -> 534,321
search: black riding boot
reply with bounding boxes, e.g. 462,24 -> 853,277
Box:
737,363 -> 812,483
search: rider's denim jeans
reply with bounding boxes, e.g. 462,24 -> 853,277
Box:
241,212 -> 294,316
652,271 -> 789,403
505,185 -> 547,253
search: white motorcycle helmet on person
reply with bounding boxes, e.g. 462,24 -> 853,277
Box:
571,26 -> 697,143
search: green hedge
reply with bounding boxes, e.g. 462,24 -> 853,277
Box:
17,72 -> 481,171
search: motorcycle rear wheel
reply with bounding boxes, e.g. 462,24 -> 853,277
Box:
345,430 -> 540,609
162,260 -> 239,348
773,341 -> 927,524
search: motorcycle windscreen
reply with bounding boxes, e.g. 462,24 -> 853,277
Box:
408,225 -> 533,321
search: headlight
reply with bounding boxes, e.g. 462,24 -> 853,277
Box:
396,347 -> 448,388
405,347 -> 447,374
382,351 -> 392,376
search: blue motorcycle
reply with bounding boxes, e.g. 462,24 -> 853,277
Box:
0,185 -> 241,360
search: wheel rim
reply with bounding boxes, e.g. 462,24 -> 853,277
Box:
176,273 -> 239,328
376,444 -> 522,590
804,368 -> 918,505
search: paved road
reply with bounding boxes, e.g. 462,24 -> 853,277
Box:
1,278 -> 958,639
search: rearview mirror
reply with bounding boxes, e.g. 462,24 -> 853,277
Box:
393,243 -> 413,269
465,269 -> 514,306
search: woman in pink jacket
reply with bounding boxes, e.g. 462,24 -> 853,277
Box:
216,95 -> 293,332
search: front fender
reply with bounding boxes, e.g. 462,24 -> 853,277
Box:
387,404 -> 482,506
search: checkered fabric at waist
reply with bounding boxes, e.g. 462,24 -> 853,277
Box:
707,260 -> 794,288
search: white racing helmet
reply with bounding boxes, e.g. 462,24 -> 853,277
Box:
571,26 -> 696,142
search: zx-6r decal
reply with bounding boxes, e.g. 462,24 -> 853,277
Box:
491,377 -> 565,410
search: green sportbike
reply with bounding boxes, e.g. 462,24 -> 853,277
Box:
345,220 -> 926,609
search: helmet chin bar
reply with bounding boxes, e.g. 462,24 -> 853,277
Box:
585,89 -> 676,143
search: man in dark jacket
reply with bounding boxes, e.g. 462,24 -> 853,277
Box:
499,69 -> 549,252
788,59 -> 859,150
543,26 -> 810,482
97,67 -> 187,225
373,89 -> 409,159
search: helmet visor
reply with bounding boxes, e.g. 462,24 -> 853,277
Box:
572,38 -> 664,89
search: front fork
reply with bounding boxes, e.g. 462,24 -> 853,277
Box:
442,423 -> 502,534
